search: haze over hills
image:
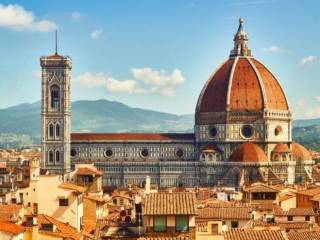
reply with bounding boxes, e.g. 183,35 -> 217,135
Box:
0,99 -> 319,150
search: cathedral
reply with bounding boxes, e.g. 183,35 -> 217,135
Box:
40,19 -> 314,188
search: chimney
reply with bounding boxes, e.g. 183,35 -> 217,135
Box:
145,176 -> 151,194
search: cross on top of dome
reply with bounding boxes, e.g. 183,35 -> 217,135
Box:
229,17 -> 252,58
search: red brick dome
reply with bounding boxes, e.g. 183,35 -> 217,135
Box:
229,142 -> 267,162
272,143 -> 291,153
292,143 -> 312,161
196,19 -> 289,113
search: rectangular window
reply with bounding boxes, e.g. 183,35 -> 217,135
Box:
42,224 -> 54,231
154,216 -> 166,232
59,198 -> 69,206
305,216 -> 310,221
176,216 -> 189,232
288,216 -> 293,221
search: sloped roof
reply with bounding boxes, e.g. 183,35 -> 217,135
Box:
0,221 -> 25,235
37,214 -> 81,240
71,133 -> 194,142
197,207 -> 252,220
225,229 -> 285,240
292,142 -> 312,161
287,231 -> 320,240
144,192 -> 196,215
0,204 -> 23,222
59,182 -> 85,193
76,167 -> 102,176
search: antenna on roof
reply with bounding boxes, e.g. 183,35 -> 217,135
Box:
55,30 -> 58,55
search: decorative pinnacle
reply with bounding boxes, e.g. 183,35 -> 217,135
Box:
229,17 -> 252,58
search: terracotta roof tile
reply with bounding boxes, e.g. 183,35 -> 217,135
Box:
225,229 -> 285,240
297,187 -> 320,196
0,204 -> 23,222
144,192 -> 196,215
59,182 -> 85,193
37,214 -> 82,240
197,206 -> 252,220
0,221 -> 25,235
76,167 -> 102,176
287,231 -> 320,240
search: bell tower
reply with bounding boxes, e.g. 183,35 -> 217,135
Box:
40,34 -> 72,173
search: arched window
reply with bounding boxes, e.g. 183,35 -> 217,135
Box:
49,150 -> 54,163
49,124 -> 54,138
51,85 -> 60,109
56,124 -> 60,138
55,151 -> 60,163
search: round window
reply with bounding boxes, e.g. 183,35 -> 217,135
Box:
141,148 -> 149,158
241,125 -> 254,138
104,149 -> 113,158
210,127 -> 218,138
176,149 -> 184,158
70,149 -> 77,157
274,126 -> 282,136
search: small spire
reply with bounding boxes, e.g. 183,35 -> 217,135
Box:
55,30 -> 58,55
229,17 -> 252,58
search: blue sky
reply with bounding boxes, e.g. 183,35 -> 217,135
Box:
0,0 -> 319,119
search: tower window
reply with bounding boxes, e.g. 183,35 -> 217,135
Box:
49,150 -> 54,163
51,85 -> 60,109
56,124 -> 60,138
56,151 -> 60,163
49,124 -> 54,138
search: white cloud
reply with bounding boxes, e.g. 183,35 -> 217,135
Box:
0,4 -> 57,32
292,99 -> 320,119
71,11 -> 80,22
90,29 -> 102,40
131,68 -> 185,96
75,68 -> 186,96
301,55 -> 317,65
260,45 -> 282,53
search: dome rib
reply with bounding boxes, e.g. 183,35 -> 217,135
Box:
247,57 -> 268,108
226,57 -> 239,109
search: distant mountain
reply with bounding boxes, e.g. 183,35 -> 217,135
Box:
0,99 -> 194,147
0,99 -> 319,150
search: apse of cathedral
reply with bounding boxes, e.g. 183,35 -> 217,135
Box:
40,18 -> 314,188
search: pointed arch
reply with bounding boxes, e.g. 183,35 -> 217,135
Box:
49,123 -> 54,138
55,150 -> 60,163
56,123 -> 60,138
48,150 -> 54,163
50,85 -> 60,109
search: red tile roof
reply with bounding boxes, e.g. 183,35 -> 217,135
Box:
225,229 -> 285,240
59,182 -> 85,193
0,221 -> 25,235
144,192 -> 196,215
229,142 -> 267,162
197,206 -> 252,220
71,133 -> 194,141
76,167 -> 102,176
37,214 -> 82,240
287,231 -> 320,240
0,204 -> 23,222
